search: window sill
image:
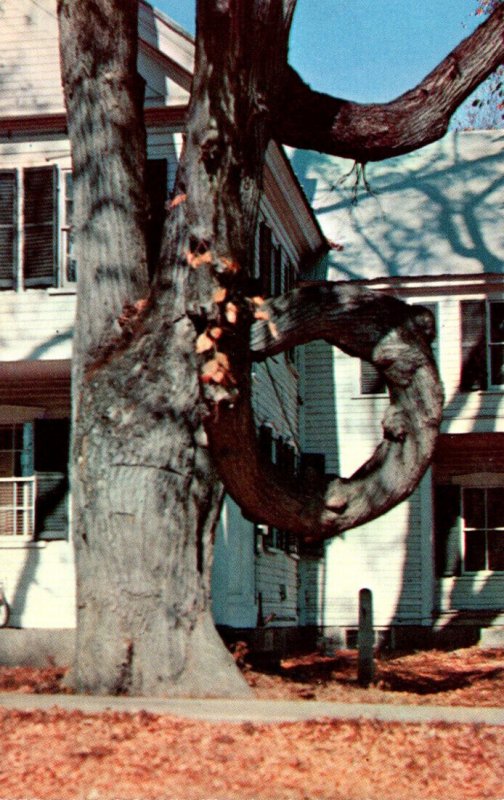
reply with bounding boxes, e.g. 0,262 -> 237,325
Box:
47,287 -> 76,296
0,539 -> 46,549
353,394 -> 388,400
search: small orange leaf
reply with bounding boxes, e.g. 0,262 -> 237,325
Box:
133,298 -> 148,313
201,358 -> 225,385
169,193 -> 187,208
215,352 -> 230,369
225,302 -> 238,324
213,287 -> 227,303
196,332 -> 215,354
221,256 -> 240,273
251,296 -> 266,306
186,250 -> 213,268
209,326 -> 223,340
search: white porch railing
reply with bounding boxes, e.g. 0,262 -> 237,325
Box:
0,477 -> 36,538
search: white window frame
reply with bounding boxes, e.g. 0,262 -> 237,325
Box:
487,299 -> 504,390
461,484 -> 504,574
0,424 -> 35,541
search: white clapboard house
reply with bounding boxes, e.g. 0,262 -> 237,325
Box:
291,130 -> 504,648
0,0 -> 326,662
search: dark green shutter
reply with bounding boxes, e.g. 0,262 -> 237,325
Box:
460,300 -> 487,391
34,420 -> 70,541
0,171 -> 16,288
35,473 -> 69,541
434,484 -> 462,577
23,166 -> 57,287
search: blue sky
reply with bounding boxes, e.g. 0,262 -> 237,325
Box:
153,1 -> 482,102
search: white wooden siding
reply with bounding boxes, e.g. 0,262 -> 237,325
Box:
0,1 -> 64,118
0,1 -> 191,121
0,292 -> 75,362
0,541 -> 75,628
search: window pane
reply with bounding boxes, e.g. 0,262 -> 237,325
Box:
464,531 -> 486,571
490,345 -> 504,386
460,300 -> 487,391
463,488 -> 485,528
489,302 -> 504,344
488,531 -> 504,571
487,489 -> 504,529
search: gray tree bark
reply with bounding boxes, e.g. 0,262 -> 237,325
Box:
57,0 -> 501,695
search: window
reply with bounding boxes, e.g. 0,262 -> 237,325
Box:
0,420 -> 69,541
434,483 -> 504,575
0,424 -> 34,538
62,171 -> 76,284
257,221 -> 290,298
0,166 -> 72,290
460,299 -> 504,391
256,424 -> 299,555
462,487 -> 504,572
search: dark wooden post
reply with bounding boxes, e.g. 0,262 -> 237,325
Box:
358,588 -> 374,687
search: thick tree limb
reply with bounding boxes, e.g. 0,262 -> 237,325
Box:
205,285 -> 444,541
276,5 -> 504,161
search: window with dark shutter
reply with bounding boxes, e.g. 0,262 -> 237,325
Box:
0,171 -> 16,289
34,419 -> 70,541
145,159 -> 168,280
23,166 -> 57,287
259,222 -> 272,296
434,484 -> 462,577
460,300 -> 487,391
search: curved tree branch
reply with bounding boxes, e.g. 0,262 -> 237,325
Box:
205,285 -> 443,542
275,5 -> 504,161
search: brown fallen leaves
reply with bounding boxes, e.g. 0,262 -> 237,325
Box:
0,709 -> 502,800
0,648 -> 503,800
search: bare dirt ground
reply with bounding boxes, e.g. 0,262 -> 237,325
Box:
0,646 -> 503,800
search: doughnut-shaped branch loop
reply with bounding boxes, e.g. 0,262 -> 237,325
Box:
205,284 -> 444,541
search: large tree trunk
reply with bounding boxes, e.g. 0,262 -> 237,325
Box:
57,0 -> 271,696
